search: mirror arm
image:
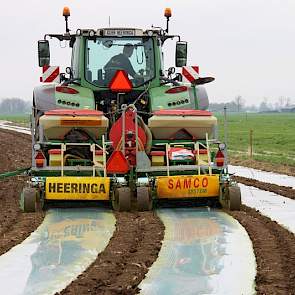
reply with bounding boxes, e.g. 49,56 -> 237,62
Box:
160,77 -> 180,86
174,73 -> 182,82
44,34 -> 73,42
62,78 -> 81,86
161,34 -> 181,44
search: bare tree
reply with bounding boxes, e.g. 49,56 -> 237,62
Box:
286,97 -> 291,107
234,95 -> 245,112
259,97 -> 273,112
277,96 -> 291,110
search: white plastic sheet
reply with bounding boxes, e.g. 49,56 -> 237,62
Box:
139,208 -> 256,295
229,165 -> 295,189
0,121 -> 31,135
240,184 -> 295,234
0,208 -> 115,295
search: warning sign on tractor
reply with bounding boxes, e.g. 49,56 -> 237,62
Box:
157,175 -> 220,198
45,177 -> 110,200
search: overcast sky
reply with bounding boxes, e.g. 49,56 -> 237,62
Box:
1,0 -> 295,106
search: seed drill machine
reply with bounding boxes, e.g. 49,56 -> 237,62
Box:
20,7 -> 241,212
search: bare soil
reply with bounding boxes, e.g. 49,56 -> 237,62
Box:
228,205 -> 295,295
0,129 -> 44,255
0,128 -> 31,173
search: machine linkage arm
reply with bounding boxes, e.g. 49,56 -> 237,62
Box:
0,168 -> 31,180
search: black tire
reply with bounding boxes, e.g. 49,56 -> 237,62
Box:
228,186 -> 241,211
112,187 -> 131,212
22,187 -> 36,213
137,187 -> 153,211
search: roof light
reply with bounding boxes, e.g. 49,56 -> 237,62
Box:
63,6 -> 70,17
164,8 -> 172,18
76,29 -> 82,36
56,86 -> 79,94
89,30 -> 96,37
147,30 -> 154,37
165,86 -> 188,94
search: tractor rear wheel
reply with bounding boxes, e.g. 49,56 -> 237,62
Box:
228,186 -> 241,211
137,187 -> 153,211
112,187 -> 131,212
21,187 -> 36,213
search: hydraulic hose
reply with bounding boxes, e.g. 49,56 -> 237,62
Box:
137,115 -> 152,154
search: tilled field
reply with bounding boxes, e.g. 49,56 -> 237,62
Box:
1,129 -> 295,295
0,129 -> 44,255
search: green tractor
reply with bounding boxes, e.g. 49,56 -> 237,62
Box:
20,7 -> 241,212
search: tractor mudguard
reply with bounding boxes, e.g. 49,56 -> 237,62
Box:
196,86 -> 209,110
33,85 -> 57,113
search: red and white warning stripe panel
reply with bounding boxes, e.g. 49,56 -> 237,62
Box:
182,66 -> 199,83
41,66 -> 60,83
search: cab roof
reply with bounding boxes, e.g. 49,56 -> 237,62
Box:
76,28 -> 160,37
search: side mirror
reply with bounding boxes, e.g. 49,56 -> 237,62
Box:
38,40 -> 50,67
175,41 -> 187,67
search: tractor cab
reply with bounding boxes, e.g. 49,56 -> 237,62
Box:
82,29 -> 158,88
36,7 -> 211,118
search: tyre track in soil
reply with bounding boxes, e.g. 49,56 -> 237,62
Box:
0,129 -> 44,255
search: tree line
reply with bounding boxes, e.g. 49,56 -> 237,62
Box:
0,98 -> 31,114
209,95 -> 294,113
